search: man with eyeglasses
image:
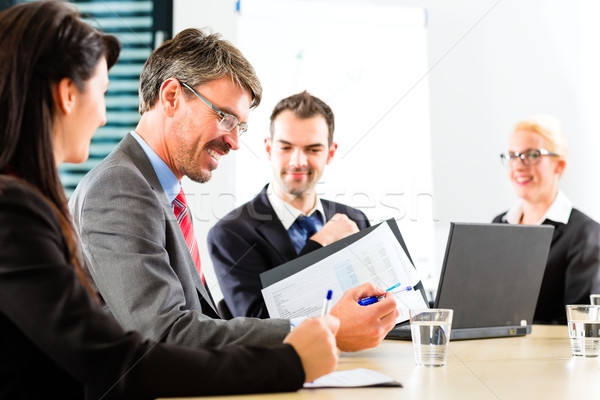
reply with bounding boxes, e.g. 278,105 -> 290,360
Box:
70,28 -> 397,353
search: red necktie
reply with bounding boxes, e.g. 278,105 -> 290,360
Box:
173,188 -> 204,283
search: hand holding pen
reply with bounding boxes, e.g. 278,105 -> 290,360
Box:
283,304 -> 339,382
358,283 -> 413,306
321,289 -> 333,316
328,283 -> 399,351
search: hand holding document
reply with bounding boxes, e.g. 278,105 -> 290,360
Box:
261,220 -> 428,323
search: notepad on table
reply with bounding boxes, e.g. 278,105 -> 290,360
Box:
303,368 -> 402,388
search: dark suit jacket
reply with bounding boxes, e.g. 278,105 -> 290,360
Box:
494,208 -> 600,324
69,133 -> 290,349
0,176 -> 304,399
208,185 -> 371,318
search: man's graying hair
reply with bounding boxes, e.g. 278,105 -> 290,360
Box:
138,28 -> 262,114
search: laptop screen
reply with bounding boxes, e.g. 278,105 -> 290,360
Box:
434,223 -> 554,330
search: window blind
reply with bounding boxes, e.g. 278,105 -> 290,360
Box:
59,0 -> 155,197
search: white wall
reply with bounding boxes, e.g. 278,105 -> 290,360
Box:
175,0 -> 600,300
392,0 -> 600,279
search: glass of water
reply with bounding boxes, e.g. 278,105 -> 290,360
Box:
566,305 -> 600,357
409,309 -> 453,367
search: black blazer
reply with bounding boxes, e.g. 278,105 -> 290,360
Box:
208,185 -> 371,319
0,176 -> 304,399
493,208 -> 600,324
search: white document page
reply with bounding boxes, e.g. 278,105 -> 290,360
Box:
261,223 -> 428,321
303,368 -> 401,388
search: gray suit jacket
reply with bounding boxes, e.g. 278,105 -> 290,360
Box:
69,133 -> 290,349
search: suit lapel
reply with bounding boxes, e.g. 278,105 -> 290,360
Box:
118,134 -> 164,196
543,219 -> 566,245
118,134 -> 218,314
187,206 -> 218,314
321,199 -> 335,221
253,186 -> 298,263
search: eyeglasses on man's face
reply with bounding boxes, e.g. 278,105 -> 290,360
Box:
178,80 -> 248,135
499,148 -> 559,167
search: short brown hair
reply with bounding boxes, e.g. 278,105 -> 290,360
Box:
270,91 -> 335,147
138,28 -> 262,114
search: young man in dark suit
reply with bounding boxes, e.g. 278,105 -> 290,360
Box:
209,92 -> 381,336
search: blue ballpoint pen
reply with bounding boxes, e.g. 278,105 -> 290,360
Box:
321,289 -> 333,316
358,285 -> 413,306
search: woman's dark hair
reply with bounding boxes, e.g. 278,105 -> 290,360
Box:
0,1 -> 120,294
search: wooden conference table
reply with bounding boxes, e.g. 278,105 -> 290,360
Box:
161,325 -> 600,400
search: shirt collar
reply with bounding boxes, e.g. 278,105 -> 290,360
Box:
503,190 -> 572,225
129,131 -> 180,203
266,183 -> 325,230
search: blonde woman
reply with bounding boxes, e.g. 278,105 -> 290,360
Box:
494,115 -> 600,324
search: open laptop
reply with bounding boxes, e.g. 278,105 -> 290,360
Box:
386,222 -> 554,341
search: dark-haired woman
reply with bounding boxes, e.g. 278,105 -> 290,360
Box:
0,2 -> 338,399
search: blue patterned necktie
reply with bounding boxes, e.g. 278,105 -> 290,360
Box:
288,213 -> 323,254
